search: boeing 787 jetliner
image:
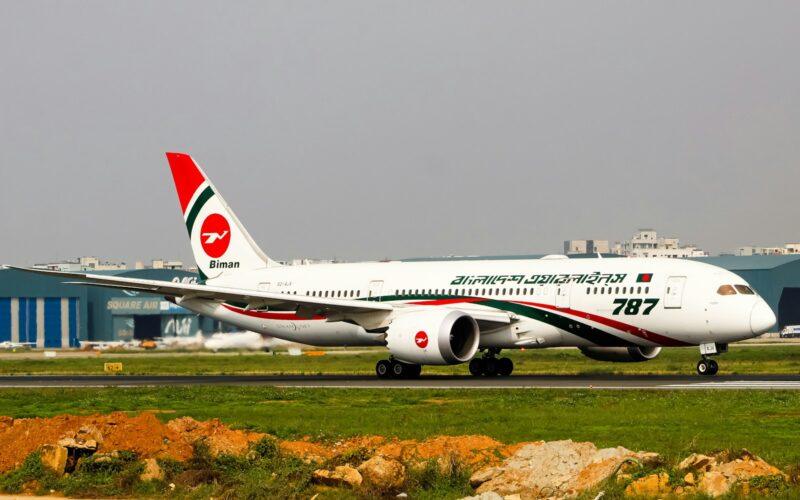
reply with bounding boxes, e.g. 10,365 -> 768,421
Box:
16,153 -> 776,378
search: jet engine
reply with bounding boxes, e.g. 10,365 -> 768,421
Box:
579,346 -> 662,363
385,309 -> 480,365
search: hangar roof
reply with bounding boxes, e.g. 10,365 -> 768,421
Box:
693,255 -> 800,271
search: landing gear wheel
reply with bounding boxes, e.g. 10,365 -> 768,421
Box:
391,360 -> 406,378
376,360 -> 392,379
497,357 -> 514,377
469,358 -> 484,377
696,359 -> 718,376
482,357 -> 499,377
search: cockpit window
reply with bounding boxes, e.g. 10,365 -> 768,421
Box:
734,285 -> 755,295
717,285 -> 737,295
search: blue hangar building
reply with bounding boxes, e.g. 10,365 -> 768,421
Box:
0,268 -> 226,348
2,255 -> 800,347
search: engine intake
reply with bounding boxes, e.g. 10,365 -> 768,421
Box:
579,346 -> 662,363
385,309 -> 479,365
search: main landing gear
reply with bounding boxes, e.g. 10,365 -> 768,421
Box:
469,349 -> 514,377
696,342 -> 727,376
376,359 -> 422,379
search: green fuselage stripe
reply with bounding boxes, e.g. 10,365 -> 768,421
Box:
185,186 -> 215,235
367,294 -> 634,347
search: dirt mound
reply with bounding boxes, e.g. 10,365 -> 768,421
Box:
0,412 -> 266,473
167,417 -> 264,456
278,434 -> 512,468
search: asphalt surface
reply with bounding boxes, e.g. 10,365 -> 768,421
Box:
2,374 -> 800,389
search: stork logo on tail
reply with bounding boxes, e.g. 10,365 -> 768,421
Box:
200,213 -> 231,258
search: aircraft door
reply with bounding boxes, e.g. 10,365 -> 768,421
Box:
367,280 -> 384,301
556,284 -> 570,309
664,276 -> 687,309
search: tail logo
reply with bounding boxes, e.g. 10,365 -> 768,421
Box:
199,213 -> 231,258
414,331 -> 429,348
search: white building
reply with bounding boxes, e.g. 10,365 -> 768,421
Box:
614,229 -> 707,258
563,239 -> 610,255
738,243 -> 800,256
33,256 -> 128,271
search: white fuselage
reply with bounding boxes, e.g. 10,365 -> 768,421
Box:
176,256 -> 775,350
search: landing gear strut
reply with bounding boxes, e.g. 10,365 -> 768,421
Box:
696,343 -> 726,376
376,359 -> 422,379
469,349 -> 514,377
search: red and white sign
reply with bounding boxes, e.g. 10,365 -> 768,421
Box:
414,331 -> 429,348
200,213 -> 231,258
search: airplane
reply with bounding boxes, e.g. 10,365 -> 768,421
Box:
79,340 -> 138,351
14,152 -> 777,378
0,341 -> 35,350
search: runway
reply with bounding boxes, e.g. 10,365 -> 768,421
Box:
2,374 -> 800,389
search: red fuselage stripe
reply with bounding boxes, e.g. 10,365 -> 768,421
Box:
222,304 -> 326,321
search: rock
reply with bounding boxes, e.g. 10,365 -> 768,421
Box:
312,465 -> 363,488
699,470 -> 732,497
503,495 -> 522,500
694,453 -> 786,497
459,492 -> 503,500
678,453 -> 716,472
471,440 -> 659,498
40,444 -> 68,475
58,437 -> 98,451
76,424 -> 104,444
714,455 -> 784,481
684,472 -> 695,485
624,472 -> 670,497
470,466 -> 502,487
358,455 -> 406,491
140,458 -> 164,481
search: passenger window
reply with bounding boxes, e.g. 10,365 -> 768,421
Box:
645,287 -> 649,294
615,287 -> 619,294
717,285 -> 737,296
637,286 -> 641,294
734,285 -> 755,295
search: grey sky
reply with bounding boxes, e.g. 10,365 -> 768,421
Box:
1,1 -> 798,265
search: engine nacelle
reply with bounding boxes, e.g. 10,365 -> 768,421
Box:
385,309 -> 479,365
579,346 -> 662,363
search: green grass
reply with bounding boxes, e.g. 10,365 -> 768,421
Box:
3,344 -> 800,375
1,386 -> 800,467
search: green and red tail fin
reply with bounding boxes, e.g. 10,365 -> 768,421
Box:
166,152 -> 279,280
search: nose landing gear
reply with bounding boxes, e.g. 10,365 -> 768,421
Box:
696,357 -> 719,376
696,343 -> 727,376
469,349 -> 514,377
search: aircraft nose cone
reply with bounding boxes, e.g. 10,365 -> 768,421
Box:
750,301 -> 776,334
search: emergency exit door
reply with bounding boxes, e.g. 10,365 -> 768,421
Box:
664,276 -> 687,309
555,284 -> 570,309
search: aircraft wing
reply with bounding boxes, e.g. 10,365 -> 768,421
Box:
9,267 -> 515,331
10,267 -> 393,317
